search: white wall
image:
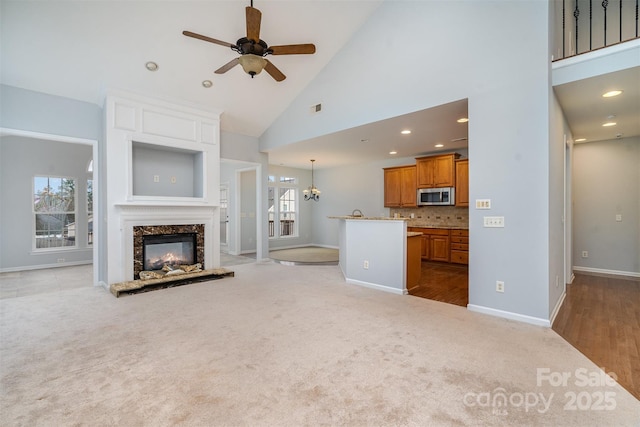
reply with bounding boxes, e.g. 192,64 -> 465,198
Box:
573,137 -> 640,275
261,1 -> 555,323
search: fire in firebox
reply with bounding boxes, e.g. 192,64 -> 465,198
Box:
143,233 -> 196,271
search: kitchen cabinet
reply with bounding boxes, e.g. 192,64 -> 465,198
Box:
416,153 -> 460,188
407,233 -> 422,289
383,166 -> 417,207
455,159 -> 469,207
409,227 -> 450,262
450,229 -> 469,265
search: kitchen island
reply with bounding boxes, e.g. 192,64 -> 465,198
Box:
329,216 -> 419,294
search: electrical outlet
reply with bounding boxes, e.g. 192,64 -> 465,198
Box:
581,251 -> 588,258
170,176 -> 177,184
153,175 -> 160,183
496,281 -> 504,293
363,260 -> 369,269
616,214 -> 622,222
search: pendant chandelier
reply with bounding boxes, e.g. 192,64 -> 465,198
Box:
303,159 -> 321,201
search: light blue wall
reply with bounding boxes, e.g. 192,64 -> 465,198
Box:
0,84 -> 102,140
573,137 -> 640,275
261,1 -> 555,322
0,136 -> 93,270
0,85 -> 102,275
220,131 -> 268,260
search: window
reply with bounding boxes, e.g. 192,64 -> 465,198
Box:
268,175 -> 298,238
33,176 -> 76,249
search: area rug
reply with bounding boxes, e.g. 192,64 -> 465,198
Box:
269,246 -> 338,264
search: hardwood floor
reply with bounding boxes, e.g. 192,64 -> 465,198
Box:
409,261 -> 468,307
553,273 -> 640,401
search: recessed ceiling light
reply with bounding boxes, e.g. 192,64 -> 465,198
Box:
202,80 -> 213,88
602,122 -> 617,127
435,144 -> 444,148
457,117 -> 469,123
145,61 -> 159,71
389,151 -> 398,155
575,138 -> 587,142
602,90 -> 622,98
401,130 -> 411,135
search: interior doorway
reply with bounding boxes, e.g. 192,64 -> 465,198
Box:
219,159 -> 262,263
220,184 -> 229,251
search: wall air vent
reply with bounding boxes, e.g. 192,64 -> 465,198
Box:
310,103 -> 322,114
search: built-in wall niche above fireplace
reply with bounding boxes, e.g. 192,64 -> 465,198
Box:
131,141 -> 204,199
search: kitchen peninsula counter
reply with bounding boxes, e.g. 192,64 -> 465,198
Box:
329,216 -> 411,294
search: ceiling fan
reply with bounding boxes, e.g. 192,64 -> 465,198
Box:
182,0 -> 316,82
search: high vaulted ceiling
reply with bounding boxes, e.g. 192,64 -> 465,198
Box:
1,0 -> 383,138
2,1 -> 638,170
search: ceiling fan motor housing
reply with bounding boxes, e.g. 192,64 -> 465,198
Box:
234,37 -> 270,57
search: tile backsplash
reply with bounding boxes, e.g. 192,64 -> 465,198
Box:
390,206 -> 469,228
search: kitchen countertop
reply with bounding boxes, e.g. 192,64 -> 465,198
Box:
328,216 -> 409,221
407,231 -> 423,237
408,225 -> 469,230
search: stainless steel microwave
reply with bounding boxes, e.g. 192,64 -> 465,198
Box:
417,187 -> 455,206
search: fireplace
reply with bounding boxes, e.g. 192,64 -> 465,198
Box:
133,224 -> 205,279
143,233 -> 196,271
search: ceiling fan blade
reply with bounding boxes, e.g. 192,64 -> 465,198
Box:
246,6 -> 262,42
215,58 -> 240,74
264,59 -> 286,82
269,44 -> 316,55
183,30 -> 236,48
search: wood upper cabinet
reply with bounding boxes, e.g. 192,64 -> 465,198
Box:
455,159 -> 469,207
416,153 -> 461,188
384,166 -> 417,207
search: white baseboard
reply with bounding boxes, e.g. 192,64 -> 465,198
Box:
269,243 -> 339,251
573,266 -> 640,279
0,260 -> 92,274
467,304 -> 551,327
549,291 -> 566,327
568,273 -> 575,284
345,278 -> 406,295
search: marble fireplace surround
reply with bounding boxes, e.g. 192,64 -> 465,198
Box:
117,205 -> 215,282
133,224 -> 205,279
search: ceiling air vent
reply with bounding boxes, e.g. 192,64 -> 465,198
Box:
310,103 -> 322,114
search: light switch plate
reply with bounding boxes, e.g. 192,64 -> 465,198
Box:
483,216 -> 505,227
476,199 -> 491,209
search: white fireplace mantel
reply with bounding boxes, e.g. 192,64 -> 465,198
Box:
104,90 -> 221,285
117,205 -> 216,283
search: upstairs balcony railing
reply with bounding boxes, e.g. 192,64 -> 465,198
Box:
553,0 -> 639,60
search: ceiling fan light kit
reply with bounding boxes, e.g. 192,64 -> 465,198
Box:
238,54 -> 267,77
182,1 -> 316,82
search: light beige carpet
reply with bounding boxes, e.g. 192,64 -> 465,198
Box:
1,262 -> 638,426
269,246 -> 338,264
